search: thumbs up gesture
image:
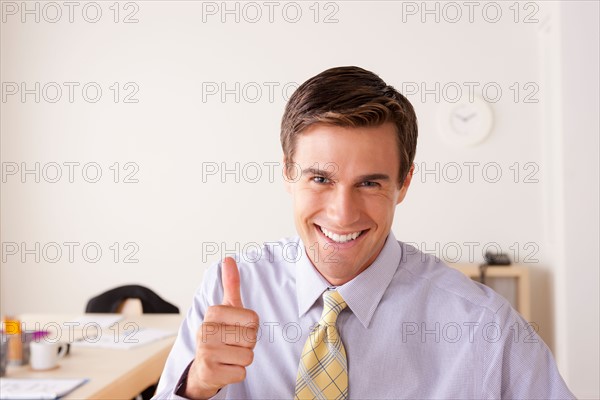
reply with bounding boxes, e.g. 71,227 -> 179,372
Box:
221,256 -> 244,307
184,257 -> 260,399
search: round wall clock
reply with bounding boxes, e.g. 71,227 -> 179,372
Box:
437,96 -> 494,147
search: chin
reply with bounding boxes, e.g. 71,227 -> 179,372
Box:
316,263 -> 363,286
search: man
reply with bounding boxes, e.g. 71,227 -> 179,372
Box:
154,66 -> 574,399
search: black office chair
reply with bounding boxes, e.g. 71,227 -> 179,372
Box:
85,285 -> 179,400
85,284 -> 179,314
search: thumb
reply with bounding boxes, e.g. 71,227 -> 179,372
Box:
221,257 -> 243,307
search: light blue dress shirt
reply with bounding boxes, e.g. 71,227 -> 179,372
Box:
153,232 -> 574,399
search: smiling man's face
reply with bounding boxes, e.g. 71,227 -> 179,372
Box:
285,122 -> 413,286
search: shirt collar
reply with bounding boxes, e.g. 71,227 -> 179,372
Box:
295,231 -> 402,328
295,240 -> 331,319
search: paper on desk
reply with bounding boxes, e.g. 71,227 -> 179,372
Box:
72,328 -> 175,349
67,315 -> 123,328
0,378 -> 87,400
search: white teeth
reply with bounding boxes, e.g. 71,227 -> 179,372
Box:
319,226 -> 363,243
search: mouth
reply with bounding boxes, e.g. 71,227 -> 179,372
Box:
314,224 -> 368,244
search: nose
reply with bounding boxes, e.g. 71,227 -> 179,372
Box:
326,187 -> 361,227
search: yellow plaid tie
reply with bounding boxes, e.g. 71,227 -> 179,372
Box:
295,290 -> 348,400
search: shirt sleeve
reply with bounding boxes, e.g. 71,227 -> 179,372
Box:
152,261 -> 229,400
170,362 -> 229,400
481,302 -> 576,399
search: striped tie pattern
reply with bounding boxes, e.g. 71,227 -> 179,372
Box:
295,290 -> 348,400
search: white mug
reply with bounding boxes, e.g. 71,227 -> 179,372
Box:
29,341 -> 68,370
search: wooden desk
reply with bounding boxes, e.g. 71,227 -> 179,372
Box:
5,314 -> 183,399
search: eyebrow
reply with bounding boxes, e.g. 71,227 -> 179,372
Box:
301,168 -> 390,182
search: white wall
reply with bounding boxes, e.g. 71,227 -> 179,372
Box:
1,1 -> 598,397
551,2 -> 600,397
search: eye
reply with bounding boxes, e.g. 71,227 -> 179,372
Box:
360,181 -> 380,188
311,176 -> 330,184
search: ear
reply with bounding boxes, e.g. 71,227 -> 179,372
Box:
283,156 -> 292,194
396,164 -> 414,205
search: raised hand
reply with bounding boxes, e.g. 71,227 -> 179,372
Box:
184,257 -> 259,399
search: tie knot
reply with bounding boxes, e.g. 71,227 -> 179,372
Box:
319,290 -> 347,326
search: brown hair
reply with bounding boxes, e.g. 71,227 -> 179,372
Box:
280,66 -> 418,185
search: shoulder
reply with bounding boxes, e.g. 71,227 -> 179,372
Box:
394,241 -> 509,317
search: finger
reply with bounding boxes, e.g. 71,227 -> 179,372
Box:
199,322 -> 258,348
200,344 -> 254,367
221,257 -> 243,307
204,305 -> 259,326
